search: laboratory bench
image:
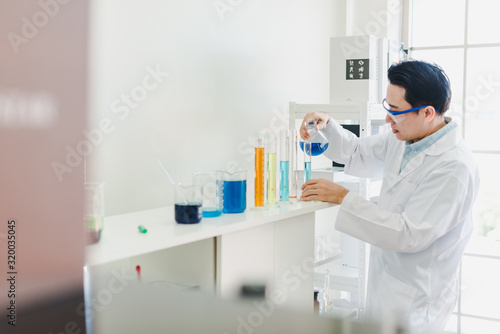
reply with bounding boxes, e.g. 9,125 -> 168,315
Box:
85,200 -> 337,315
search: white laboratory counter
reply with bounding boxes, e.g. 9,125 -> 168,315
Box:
85,200 -> 335,314
86,201 -> 333,267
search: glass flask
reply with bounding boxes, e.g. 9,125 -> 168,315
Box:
300,119 -> 329,156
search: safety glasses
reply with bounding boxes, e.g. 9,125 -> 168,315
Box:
382,98 -> 430,123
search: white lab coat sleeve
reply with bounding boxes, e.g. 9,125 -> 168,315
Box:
336,165 -> 477,253
322,120 -> 386,178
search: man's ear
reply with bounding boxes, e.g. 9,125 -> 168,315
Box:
423,106 -> 436,122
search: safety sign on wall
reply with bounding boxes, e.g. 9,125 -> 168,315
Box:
346,59 -> 369,80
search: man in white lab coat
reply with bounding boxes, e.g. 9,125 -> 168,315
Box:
300,60 -> 480,333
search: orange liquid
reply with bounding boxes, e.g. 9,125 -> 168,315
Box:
254,147 -> 264,206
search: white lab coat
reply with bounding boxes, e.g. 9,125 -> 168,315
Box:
322,118 -> 480,333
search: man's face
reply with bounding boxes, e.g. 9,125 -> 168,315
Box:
385,83 -> 427,142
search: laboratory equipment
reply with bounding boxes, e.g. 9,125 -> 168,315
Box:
157,158 -> 189,204
279,129 -> 290,202
84,182 -> 105,244
382,98 -> 430,123
193,171 -> 223,217
221,170 -> 247,213
289,129 -> 298,200
303,141 -> 312,183
266,131 -> 277,205
300,119 -> 329,156
254,132 -> 265,207
319,269 -> 333,316
174,184 -> 202,224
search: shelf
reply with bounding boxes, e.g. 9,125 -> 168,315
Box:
314,260 -> 359,293
86,201 -> 334,267
322,306 -> 358,320
314,250 -> 343,268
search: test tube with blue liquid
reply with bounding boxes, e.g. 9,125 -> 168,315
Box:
266,131 -> 277,206
279,129 -> 290,202
289,129 -> 298,200
304,141 -> 312,183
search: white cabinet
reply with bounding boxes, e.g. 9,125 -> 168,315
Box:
85,201 -> 334,325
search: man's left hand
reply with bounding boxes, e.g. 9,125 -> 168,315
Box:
300,178 -> 349,204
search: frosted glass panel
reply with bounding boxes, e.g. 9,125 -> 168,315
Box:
461,316 -> 500,334
461,256 -> 500,320
464,47 -> 500,150
444,315 -> 457,333
411,0 -> 465,47
467,154 -> 500,243
468,0 -> 500,44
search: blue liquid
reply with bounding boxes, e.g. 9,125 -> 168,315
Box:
304,161 -> 311,182
299,142 -> 329,156
223,180 -> 246,213
202,209 -> 222,218
280,160 -> 289,201
175,203 -> 202,224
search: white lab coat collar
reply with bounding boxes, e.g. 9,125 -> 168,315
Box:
389,117 -> 459,185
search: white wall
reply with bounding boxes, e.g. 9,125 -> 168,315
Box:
347,0 -> 402,41
88,0 -> 347,215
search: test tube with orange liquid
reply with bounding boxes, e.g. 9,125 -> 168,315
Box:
254,132 -> 265,207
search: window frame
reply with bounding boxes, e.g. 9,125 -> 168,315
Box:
404,0 -> 500,332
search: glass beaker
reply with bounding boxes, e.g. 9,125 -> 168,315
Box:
174,184 -> 202,224
84,182 -> 104,244
220,170 -> 247,213
300,119 -> 329,156
193,171 -> 223,218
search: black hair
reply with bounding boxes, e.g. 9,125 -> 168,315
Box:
387,60 -> 451,115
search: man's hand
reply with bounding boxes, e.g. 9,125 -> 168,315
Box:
299,112 -> 331,141
300,178 -> 349,204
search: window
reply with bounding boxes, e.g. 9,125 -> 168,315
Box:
408,0 -> 500,332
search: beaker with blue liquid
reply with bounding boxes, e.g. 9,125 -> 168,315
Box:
174,184 -> 203,224
220,170 -> 247,214
193,171 -> 223,218
300,120 -> 329,156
